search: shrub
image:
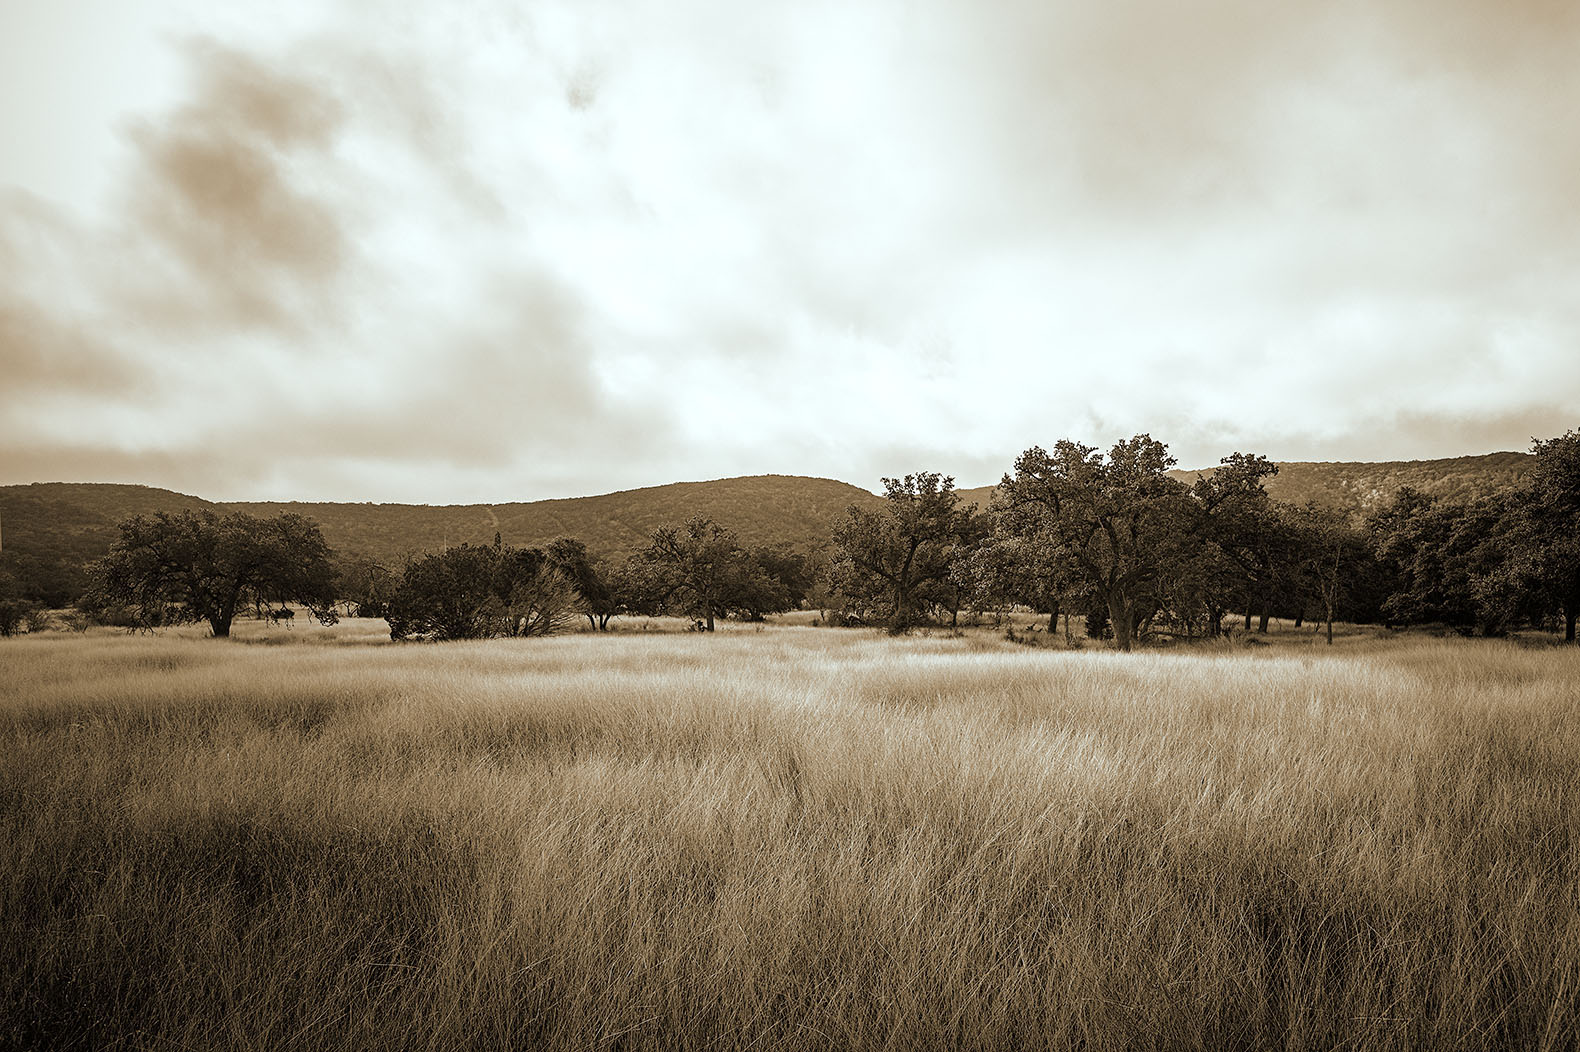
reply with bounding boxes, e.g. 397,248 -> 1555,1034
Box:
0,600 -> 40,637
386,543 -> 578,641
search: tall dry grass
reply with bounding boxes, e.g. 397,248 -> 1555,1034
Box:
2,623 -> 1577,1050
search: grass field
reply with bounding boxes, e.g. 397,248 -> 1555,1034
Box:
2,620 -> 1577,1050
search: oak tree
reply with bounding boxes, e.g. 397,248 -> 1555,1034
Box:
998,437 -> 1194,651
829,472 -> 979,634
629,517 -> 746,632
88,510 -> 338,638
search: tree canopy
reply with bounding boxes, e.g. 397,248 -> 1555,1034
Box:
385,540 -> 579,641
829,472 -> 979,634
88,510 -> 338,637
628,517 -> 754,631
997,437 -> 1194,651
545,537 -> 626,631
1524,430 -> 1580,641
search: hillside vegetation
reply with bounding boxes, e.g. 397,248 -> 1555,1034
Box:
1201,451 -> 1534,515
954,451 -> 1532,517
235,475 -> 878,564
3,623 -> 1575,1050
0,484 -> 220,605
0,476 -> 880,605
0,454 -> 1533,606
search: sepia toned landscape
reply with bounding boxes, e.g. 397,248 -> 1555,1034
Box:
6,0 -> 1580,1049
4,431 -> 1580,1050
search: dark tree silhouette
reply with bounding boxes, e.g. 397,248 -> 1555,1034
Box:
1287,502 -> 1367,645
546,537 -> 624,631
829,472 -> 978,634
386,541 -> 577,641
1192,453 -> 1288,634
333,554 -> 394,618
1369,489 -> 1513,634
998,437 -> 1194,652
630,517 -> 747,632
88,511 -> 338,638
1518,430 -> 1580,642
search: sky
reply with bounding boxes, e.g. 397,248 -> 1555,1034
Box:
2,0 -> 1578,503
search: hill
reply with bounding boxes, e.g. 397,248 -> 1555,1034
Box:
231,475 -> 882,567
1218,452 -> 1533,514
0,484 -> 221,605
0,476 -> 881,605
0,454 -> 1535,605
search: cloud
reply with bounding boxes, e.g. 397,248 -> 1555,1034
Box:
115,40 -> 351,333
0,295 -> 143,398
1,0 -> 1578,501
0,26 -> 686,502
0,196 -> 146,399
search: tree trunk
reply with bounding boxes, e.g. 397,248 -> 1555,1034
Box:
587,612 -> 597,631
1063,612 -> 1072,644
705,604 -> 715,632
1257,605 -> 1270,634
1108,591 -> 1133,652
1047,604 -> 1058,633
1565,605 -> 1576,643
208,593 -> 238,638
891,588 -> 908,634
1243,606 -> 1252,630
1293,612 -> 1303,628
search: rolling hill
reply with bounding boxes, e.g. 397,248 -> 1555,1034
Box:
0,476 -> 883,604
0,453 -> 1535,604
230,475 -> 882,566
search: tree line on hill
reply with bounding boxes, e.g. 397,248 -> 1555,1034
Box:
2,429 -> 1576,646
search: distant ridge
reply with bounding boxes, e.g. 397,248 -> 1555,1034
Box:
953,451 -> 1533,517
231,474 -> 881,566
0,454 -> 1535,603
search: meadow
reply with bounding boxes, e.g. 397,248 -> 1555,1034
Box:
2,619 -> 1577,1051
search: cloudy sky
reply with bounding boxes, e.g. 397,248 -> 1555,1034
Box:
3,0 -> 1578,502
